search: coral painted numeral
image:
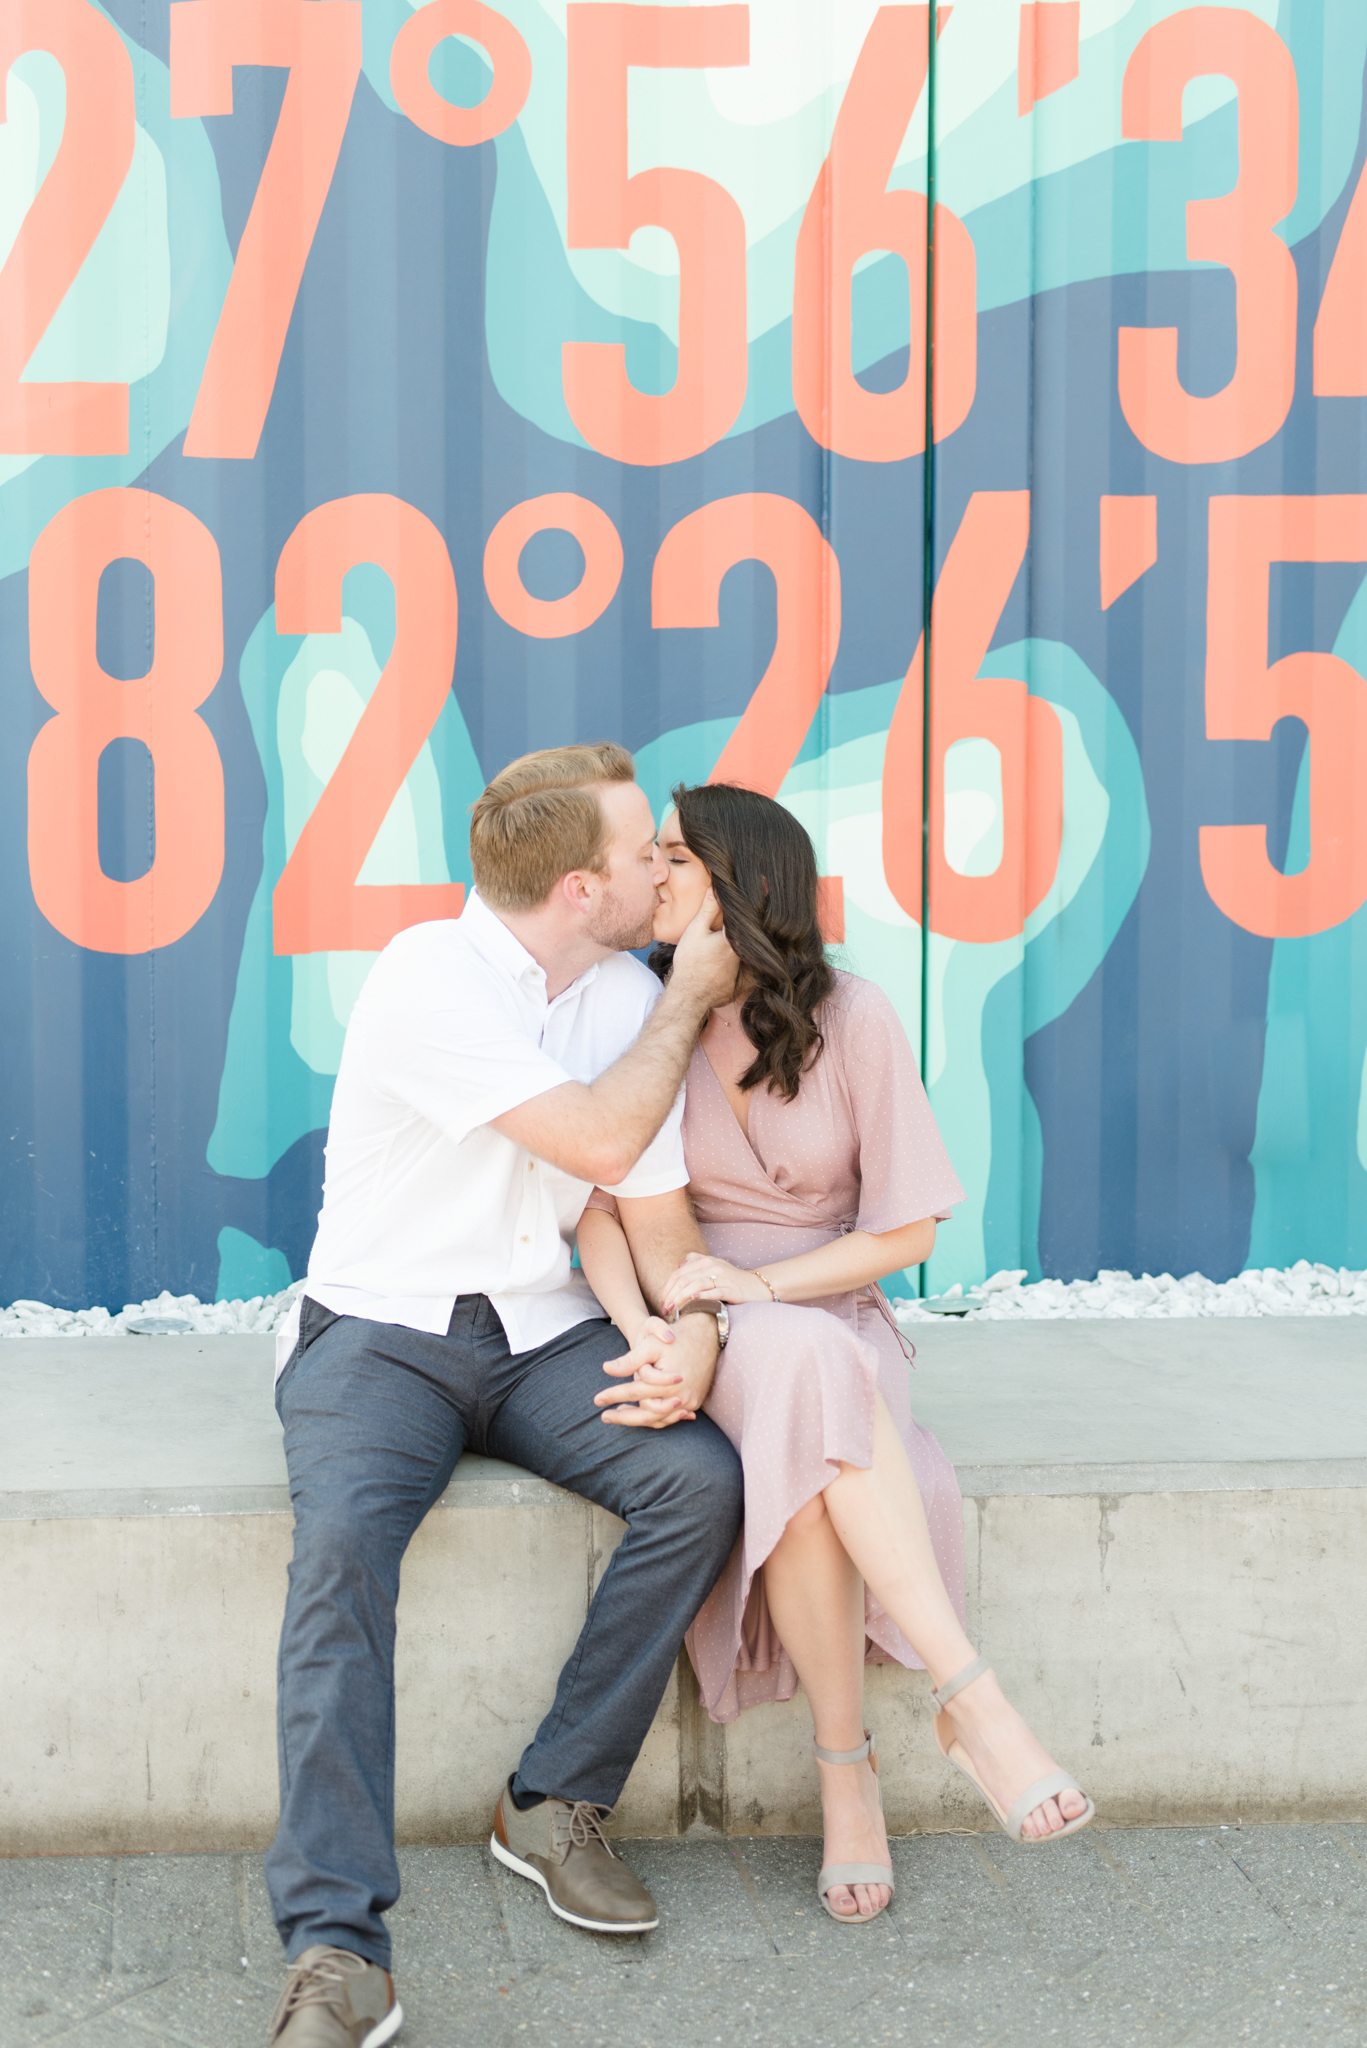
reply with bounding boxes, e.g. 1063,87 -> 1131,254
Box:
562,4 -> 750,466
171,0 -> 363,461
792,5 -> 976,462
0,0 -> 135,455
1118,7 -> 1298,465
883,491 -> 1063,943
652,493 -> 844,937
28,488 -> 226,952
272,495 -> 465,955
1201,495 -> 1367,938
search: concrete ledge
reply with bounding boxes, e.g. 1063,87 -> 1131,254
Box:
3,1321 -> 1364,1854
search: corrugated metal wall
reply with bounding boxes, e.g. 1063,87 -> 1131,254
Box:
2,0 -> 1365,1309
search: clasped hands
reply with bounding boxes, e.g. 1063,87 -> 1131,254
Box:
593,1253 -> 767,1430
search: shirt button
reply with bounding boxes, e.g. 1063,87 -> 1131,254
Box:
520,1234 -> 529,1243
528,1161 -> 534,1171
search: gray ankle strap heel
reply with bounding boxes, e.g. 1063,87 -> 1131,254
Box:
930,1655 -> 1096,1844
813,1731 -> 895,1924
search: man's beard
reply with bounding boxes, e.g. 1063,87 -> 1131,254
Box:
586,884 -> 657,952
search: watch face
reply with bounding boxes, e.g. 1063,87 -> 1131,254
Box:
715,1302 -> 730,1345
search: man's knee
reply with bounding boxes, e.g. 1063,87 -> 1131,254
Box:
658,1419 -> 743,1538
288,1505 -> 397,1604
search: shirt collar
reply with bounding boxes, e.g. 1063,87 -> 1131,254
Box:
461,890 -> 601,1005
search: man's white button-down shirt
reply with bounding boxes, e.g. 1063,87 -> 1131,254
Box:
295,891 -> 686,1366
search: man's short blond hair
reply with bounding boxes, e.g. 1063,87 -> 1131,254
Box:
469,741 -> 637,911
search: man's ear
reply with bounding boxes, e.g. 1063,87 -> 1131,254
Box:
559,868 -> 596,914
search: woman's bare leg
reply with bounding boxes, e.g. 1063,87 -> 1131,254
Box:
763,1496 -> 891,1918
821,1395 -> 1088,1839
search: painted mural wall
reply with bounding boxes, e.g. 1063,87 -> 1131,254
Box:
2,0 -> 1365,1311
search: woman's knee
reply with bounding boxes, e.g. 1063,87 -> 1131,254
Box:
785,1491 -> 829,1540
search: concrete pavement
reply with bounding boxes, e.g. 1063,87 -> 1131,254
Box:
4,1824 -> 1365,2046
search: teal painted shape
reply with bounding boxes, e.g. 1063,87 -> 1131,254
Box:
792,678 -> 904,767
1248,574 -> 1367,1268
960,99 -> 1239,318
360,0 -> 408,113
634,718 -> 739,825
1275,0 -> 1367,249
0,4 -> 232,579
216,1227 -> 293,1302
208,607 -> 335,1180
927,641 -> 1149,1290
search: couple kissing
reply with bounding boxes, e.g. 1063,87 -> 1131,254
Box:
265,742 -> 1092,2048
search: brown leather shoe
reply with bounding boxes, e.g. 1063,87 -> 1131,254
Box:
268,1945 -> 402,2047
490,1780 -> 658,1933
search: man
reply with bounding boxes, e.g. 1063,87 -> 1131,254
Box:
265,743 -> 742,2048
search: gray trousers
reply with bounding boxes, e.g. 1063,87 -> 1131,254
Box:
264,1294 -> 743,1967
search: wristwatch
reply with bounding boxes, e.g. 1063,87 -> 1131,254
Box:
672,1298 -> 730,1348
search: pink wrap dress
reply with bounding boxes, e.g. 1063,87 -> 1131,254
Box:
676,972 -> 967,1724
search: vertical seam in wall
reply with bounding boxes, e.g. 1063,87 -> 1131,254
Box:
821,27 -> 834,808
918,9 -> 938,1300
1022,53 -> 1039,1264
134,17 -> 158,1297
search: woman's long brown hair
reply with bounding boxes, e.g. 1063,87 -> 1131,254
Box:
649,783 -> 835,1102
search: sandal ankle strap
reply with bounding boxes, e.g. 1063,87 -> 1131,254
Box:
813,1731 -> 873,1766
929,1653 -> 991,1714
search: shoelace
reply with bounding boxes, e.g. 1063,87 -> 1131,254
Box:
550,1799 -> 614,1858
269,1948 -> 370,2041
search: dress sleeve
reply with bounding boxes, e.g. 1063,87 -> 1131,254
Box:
834,978 -> 965,1232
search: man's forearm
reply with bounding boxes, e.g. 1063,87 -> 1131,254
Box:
615,1190 -> 709,1312
491,978 -> 715,1186
492,893 -> 735,1185
584,977 -> 711,1186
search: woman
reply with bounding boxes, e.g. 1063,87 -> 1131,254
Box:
578,785 -> 1092,1925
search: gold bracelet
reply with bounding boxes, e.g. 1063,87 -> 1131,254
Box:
754,1268 -> 780,1304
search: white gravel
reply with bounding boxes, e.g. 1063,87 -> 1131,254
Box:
2,1262 -> 1366,1334
893,1261 -> 1367,1322
0,1282 -> 306,1338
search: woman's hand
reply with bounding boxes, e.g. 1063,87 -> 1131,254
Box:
660,1252 -> 771,1319
594,1314 -> 688,1428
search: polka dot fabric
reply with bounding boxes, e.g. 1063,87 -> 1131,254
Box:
681,973 -> 968,1724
